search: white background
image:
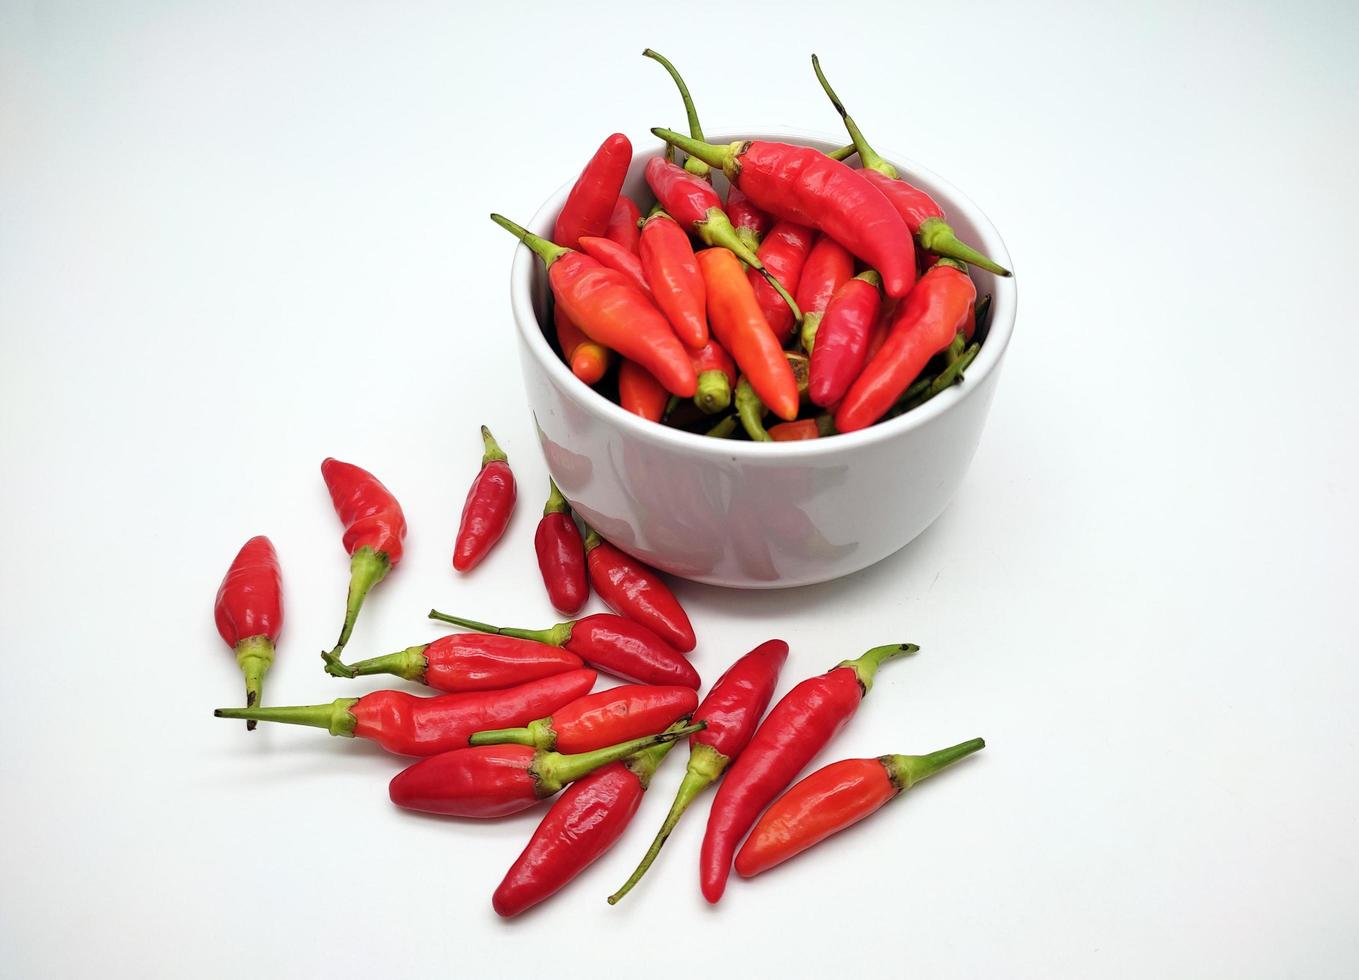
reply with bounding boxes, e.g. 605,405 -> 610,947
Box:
3,1 -> 1357,977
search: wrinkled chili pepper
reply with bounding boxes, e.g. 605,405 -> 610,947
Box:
469,683 -> 697,752
618,360 -> 669,422
322,631 -> 583,690
430,608 -> 700,689
638,211 -> 708,348
809,270 -> 883,407
747,221 -> 816,344
581,526 -> 696,652
553,133 -> 632,250
796,235 -> 856,353
726,185 -> 771,254
492,214 -> 697,397
578,235 -> 652,296
554,305 -> 612,385
643,48 -> 710,179
653,128 -> 916,299
604,195 -> 642,254
213,669 -> 597,756
609,639 -> 787,903
388,722 -> 703,818
699,642 -> 918,903
690,338 -> 736,414
214,535 -> 283,729
453,426 -> 517,572
535,478 -> 588,615
736,738 -> 985,877
318,458 -> 406,669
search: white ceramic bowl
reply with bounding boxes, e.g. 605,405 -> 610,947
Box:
510,131 -> 1016,588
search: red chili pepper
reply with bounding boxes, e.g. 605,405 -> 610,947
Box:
835,261 -> 975,432
726,185 -> 772,254
578,235 -> 652,296
618,360 -> 669,422
808,270 -> 883,407
582,526 -> 696,652
491,214 -> 697,397
452,426 -> 517,572
689,337 -> 736,414
214,535 -> 283,729
213,669 -> 597,756
534,478 -> 588,615
654,128 -> 916,299
430,608 -> 700,689
735,739 -> 985,877
388,722 -> 702,818
638,211 -> 708,348
608,639 -> 788,904
553,133 -> 631,250
796,235 -> 856,352
642,49 -> 711,180
554,305 -> 612,385
811,55 -> 1011,277
318,458 -> 406,667
699,642 -> 917,903
768,419 -> 821,441
746,221 -> 816,344
469,683 -> 697,753
604,195 -> 642,254
321,631 -> 583,691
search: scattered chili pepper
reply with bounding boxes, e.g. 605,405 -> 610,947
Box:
618,360 -> 670,422
643,48 -> 710,180
746,221 -> 816,344
735,376 -> 771,442
726,185 -> 771,254
768,419 -> 821,441
491,214 -> 697,397
213,669 -> 597,756
214,535 -> 283,729
689,338 -> 736,414
388,722 -> 703,818
608,639 -> 787,904
322,631 -> 583,690
469,683 -> 697,752
430,608 -> 700,689
581,525 -> 696,652
735,738 -> 985,877
605,195 -> 642,253
554,305 -> 612,385
809,270 -> 884,407
796,235 -> 856,353
638,211 -> 708,348
534,478 -> 588,615
553,134 -> 632,250
578,235 -> 652,296
452,426 -> 517,573
699,642 -> 918,903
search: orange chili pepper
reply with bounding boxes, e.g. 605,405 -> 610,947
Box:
554,306 -> 611,385
768,419 -> 821,441
618,360 -> 669,422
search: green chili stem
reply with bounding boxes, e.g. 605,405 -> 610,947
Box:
643,48 -> 709,179
811,54 -> 896,179
234,636 -> 273,730
214,699 -> 359,737
320,547 -> 389,669
838,643 -> 919,692
884,738 -> 986,790
489,213 -> 570,267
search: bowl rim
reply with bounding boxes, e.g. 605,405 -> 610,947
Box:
508,128 -> 1016,458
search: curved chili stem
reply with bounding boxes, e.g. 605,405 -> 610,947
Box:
735,377 -> 771,442
327,644 -> 426,681
643,48 -> 709,180
810,54 -> 896,179
320,546 -> 389,670
428,608 -> 571,647
826,143 -> 858,162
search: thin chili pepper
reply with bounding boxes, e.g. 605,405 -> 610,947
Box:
494,719 -> 687,917
469,684 -> 697,752
836,260 -> 976,432
735,739 -> 985,877
726,185 -> 772,254
811,55 -> 1011,277
809,270 -> 883,407
554,305 -> 612,384
653,129 -> 916,299
605,195 -> 642,254
768,419 -> 821,441
553,134 -> 632,250
697,247 -> 799,421
492,214 -> 697,397
578,235 -> 652,296
618,360 -> 669,422
452,426 -> 516,572
735,376 -> 771,442
213,669 -> 597,756
746,221 -> 816,344
643,158 -> 800,320
699,642 -> 918,903
430,608 -> 700,689
608,639 -> 787,904
388,722 -> 703,818
796,235 -> 856,353
638,211 -> 708,348
642,48 -> 709,179
214,535 -> 283,729
322,631 -> 583,690
318,458 -> 406,669
534,478 -> 588,616
689,338 -> 736,414
581,525 -> 696,652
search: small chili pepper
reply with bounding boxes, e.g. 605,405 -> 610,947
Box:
735,738 -> 985,877
746,221 -> 816,344
469,683 -> 697,753
689,338 -> 736,414
643,48 -> 710,180
554,305 -> 612,385
322,631 -> 583,690
578,235 -> 652,296
653,128 -> 916,299
608,639 -> 787,904
768,419 -> 821,441
491,214 -> 697,397
214,535 -> 283,729
796,235 -> 856,353
811,55 -> 1011,277
213,669 -> 597,756
697,247 -> 799,421
726,185 -> 772,254
836,260 -> 976,433
604,195 -> 642,254
735,376 -> 771,442
388,722 -> 703,818
430,608 -> 700,689
318,458 -> 406,668
581,525 -> 696,652
452,426 -> 517,572
699,642 -> 917,903
494,719 -> 687,917
809,270 -> 883,407
638,211 -> 708,348
618,360 -> 669,422
534,478 -> 588,616
553,133 -> 632,250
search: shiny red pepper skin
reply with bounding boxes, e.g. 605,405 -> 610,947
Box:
553,134 -> 631,250
453,427 -> 517,572
746,221 -> 816,344
796,235 -> 856,351
809,271 -> 884,407
768,419 -> 822,441
326,632 -> 584,691
860,167 -> 943,231
638,212 -> 708,348
578,235 -> 652,296
214,535 -> 283,727
726,185 -> 772,252
618,360 -> 669,422
534,479 -> 588,616
583,529 -> 696,652
604,195 -> 642,253
554,305 -> 612,385
645,157 -> 726,233
469,683 -> 697,753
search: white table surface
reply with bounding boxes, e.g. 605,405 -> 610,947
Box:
3,2 -> 1357,977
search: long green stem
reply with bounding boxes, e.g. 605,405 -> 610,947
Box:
489,213 -> 569,267
468,718 -> 553,750
213,698 -> 359,737
884,738 -> 986,790
320,547 -> 389,670
918,218 -> 1012,277
643,48 -> 708,179
735,377 -> 771,442
536,723 -> 705,795
428,608 -> 571,647
651,128 -> 733,172
811,54 -> 896,178
327,645 -> 427,682
838,642 -> 919,692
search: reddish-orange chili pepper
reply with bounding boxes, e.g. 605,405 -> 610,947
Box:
605,195 -> 642,253
690,337 -> 736,414
836,260 -> 975,433
492,214 -> 697,397
700,642 -> 917,903
618,359 -> 669,422
726,185 -> 772,254
582,526 -> 696,652
809,270 -> 883,407
643,48 -> 710,180
535,478 -> 588,616
697,248 -> 799,421
554,305 -> 612,385
735,739 -> 985,877
768,419 -> 821,441
796,235 -> 856,352
746,221 -> 816,344
214,535 -> 283,729
322,631 -> 583,690
452,426 -> 516,572
213,669 -> 597,756
468,683 -> 697,752
638,211 -> 708,348
578,235 -> 651,296
553,134 -> 631,250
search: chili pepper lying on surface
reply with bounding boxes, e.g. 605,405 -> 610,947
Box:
578,236 -> 652,296
469,683 -> 697,752
643,48 -> 710,180
318,458 -> 406,670
212,669 -> 597,756
604,195 -> 642,253
609,639 -> 787,904
453,426 -> 517,573
388,722 -> 704,818
699,642 -> 918,903
534,478 -> 588,616
796,235 -> 855,353
638,211 -> 707,348
618,360 -> 669,422
735,738 -> 985,877
554,306 -> 612,385
214,535 -> 283,729
321,631 -> 583,690
553,133 -> 632,250
582,526 -> 696,652
430,608 -> 700,688
746,221 -> 816,344
809,270 -> 884,407
689,338 -> 736,414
